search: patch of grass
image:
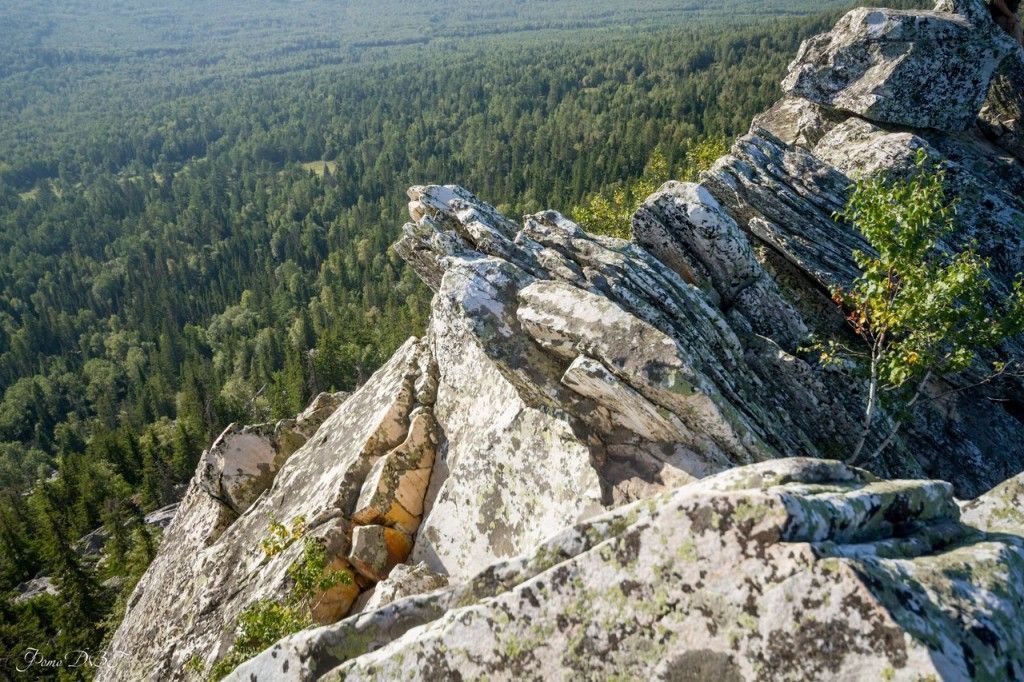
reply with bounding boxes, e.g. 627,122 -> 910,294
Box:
300,160 -> 337,177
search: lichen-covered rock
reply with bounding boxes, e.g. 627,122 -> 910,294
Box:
98,340 -> 431,681
348,525 -> 413,582
632,181 -> 807,349
360,562 -> 448,613
199,391 -> 347,518
397,183 -> 858,500
411,280 -> 605,578
200,424 -> 282,515
961,468 -> 1024,535
978,55 -> 1024,161
750,95 -> 847,149
700,98 -> 1024,495
400,172 -> 1024,501
782,1 -> 1019,131
229,458 -> 1024,682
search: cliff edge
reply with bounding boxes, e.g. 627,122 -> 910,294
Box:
100,1 -> 1024,679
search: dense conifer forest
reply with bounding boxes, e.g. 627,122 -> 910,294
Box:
0,0 -> 927,675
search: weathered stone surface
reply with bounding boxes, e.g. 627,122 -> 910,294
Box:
198,391 -> 348,518
352,409 -> 437,534
632,180 -> 807,349
961,468 -> 1024,534
978,55 -> 1024,161
229,458 -> 1024,682
399,184 -> 863,494
98,340 -> 431,681
750,95 -> 848,149
518,279 -> 768,464
632,181 -> 765,304
413,318 -> 605,577
200,425 -> 280,515
700,70 -> 1024,496
348,525 -> 413,582
560,355 -> 691,445
783,1 -> 1019,131
361,562 -> 448,613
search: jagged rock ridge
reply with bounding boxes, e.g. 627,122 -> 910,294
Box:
100,0 -> 1024,679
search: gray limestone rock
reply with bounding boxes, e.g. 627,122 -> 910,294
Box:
783,1 -> 1020,130
13,577 -> 58,603
360,562 -> 448,612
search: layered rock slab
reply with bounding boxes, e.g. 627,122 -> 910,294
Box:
229,458 -> 1024,681
396,183 -> 852,499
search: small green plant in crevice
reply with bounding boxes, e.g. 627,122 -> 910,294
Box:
207,516 -> 353,680
260,513 -> 306,557
182,653 -> 204,677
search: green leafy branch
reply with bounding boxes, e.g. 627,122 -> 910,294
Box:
810,150 -> 1024,465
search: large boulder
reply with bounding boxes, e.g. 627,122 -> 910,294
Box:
199,391 -> 347,517
229,458 -> 1024,681
783,1 -> 1020,131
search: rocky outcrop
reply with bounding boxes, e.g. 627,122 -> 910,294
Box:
783,1 -> 1020,131
200,391 -> 347,519
231,458 -> 1024,681
13,577 -> 57,603
99,341 -> 431,680
103,1 -> 1024,679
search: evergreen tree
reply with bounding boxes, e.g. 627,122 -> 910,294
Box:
30,486 -> 107,655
